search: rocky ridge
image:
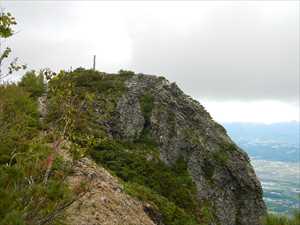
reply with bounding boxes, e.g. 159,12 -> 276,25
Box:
65,156 -> 156,225
47,70 -> 266,225
50,141 -> 157,225
109,74 -> 266,225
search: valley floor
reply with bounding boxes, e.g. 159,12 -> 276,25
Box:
251,159 -> 300,215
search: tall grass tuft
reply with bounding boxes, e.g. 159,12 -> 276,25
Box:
262,211 -> 300,225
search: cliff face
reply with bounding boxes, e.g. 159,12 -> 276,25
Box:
47,70 -> 266,225
108,74 -> 266,225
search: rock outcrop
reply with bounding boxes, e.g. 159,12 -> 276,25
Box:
109,74 -> 266,225
65,156 -> 157,225
49,70 -> 266,225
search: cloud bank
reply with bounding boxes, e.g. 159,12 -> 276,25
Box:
2,1 -> 299,122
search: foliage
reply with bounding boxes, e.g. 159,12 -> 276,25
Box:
201,160 -> 215,180
262,211 -> 300,225
137,93 -> 157,146
223,142 -> 236,152
212,150 -> 228,166
0,84 -> 73,225
46,68 -> 127,141
198,201 -> 215,225
19,70 -> 45,99
0,85 -> 39,164
0,11 -> 16,38
125,182 -> 200,225
183,128 -> 201,146
140,93 -> 154,123
90,138 -> 201,225
167,110 -> 177,138
0,141 -> 73,225
118,69 -> 135,76
0,11 -> 26,82
45,70 -> 98,160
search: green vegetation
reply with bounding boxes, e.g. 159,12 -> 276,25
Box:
201,150 -> 229,183
212,150 -> 229,166
118,69 -> 135,76
167,110 -> 177,138
0,85 -> 39,164
19,70 -> 45,99
262,211 -> 300,225
202,160 -> 215,180
90,138 -> 201,225
125,182 -> 199,225
4,9 -> 299,225
46,69 -> 128,141
183,128 -> 202,146
0,80 -> 73,225
3,64 -> 298,225
140,93 -> 155,121
223,142 -> 236,152
0,68 -> 120,224
0,11 -> 72,224
137,93 -> 156,146
0,11 -> 287,223
199,201 -> 215,225
0,10 -> 26,82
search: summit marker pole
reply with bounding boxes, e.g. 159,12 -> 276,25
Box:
93,55 -> 96,70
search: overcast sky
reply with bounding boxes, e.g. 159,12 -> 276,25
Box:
2,1 -> 299,123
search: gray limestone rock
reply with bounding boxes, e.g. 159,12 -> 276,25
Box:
111,74 -> 266,225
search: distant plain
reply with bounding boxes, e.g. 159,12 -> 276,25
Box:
224,122 -> 300,214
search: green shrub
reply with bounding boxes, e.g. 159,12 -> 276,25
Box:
19,70 -> 45,98
90,139 -> 200,224
202,160 -> 215,180
46,69 -> 128,139
125,182 -> 199,225
118,69 -> 135,76
0,84 -> 73,224
212,150 -> 228,166
137,93 -> 156,145
0,85 -> 39,164
140,93 -> 154,122
198,201 -> 215,225
223,143 -> 236,152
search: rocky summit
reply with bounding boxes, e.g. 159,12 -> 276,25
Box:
110,73 -> 266,225
46,69 -> 266,225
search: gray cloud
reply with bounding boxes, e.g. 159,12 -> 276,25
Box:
2,1 -> 299,103
126,4 -> 299,102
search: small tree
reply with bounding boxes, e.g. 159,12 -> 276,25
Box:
19,70 -> 45,99
0,10 -> 26,83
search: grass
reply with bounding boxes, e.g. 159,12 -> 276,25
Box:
262,211 -> 300,225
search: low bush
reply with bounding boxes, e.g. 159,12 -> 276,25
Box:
118,69 -> 135,76
18,70 -> 45,99
90,138 -> 200,225
137,93 -> 156,146
0,84 -> 73,225
125,182 -> 199,225
0,85 -> 39,164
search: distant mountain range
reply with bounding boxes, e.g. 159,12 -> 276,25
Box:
223,122 -> 300,162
